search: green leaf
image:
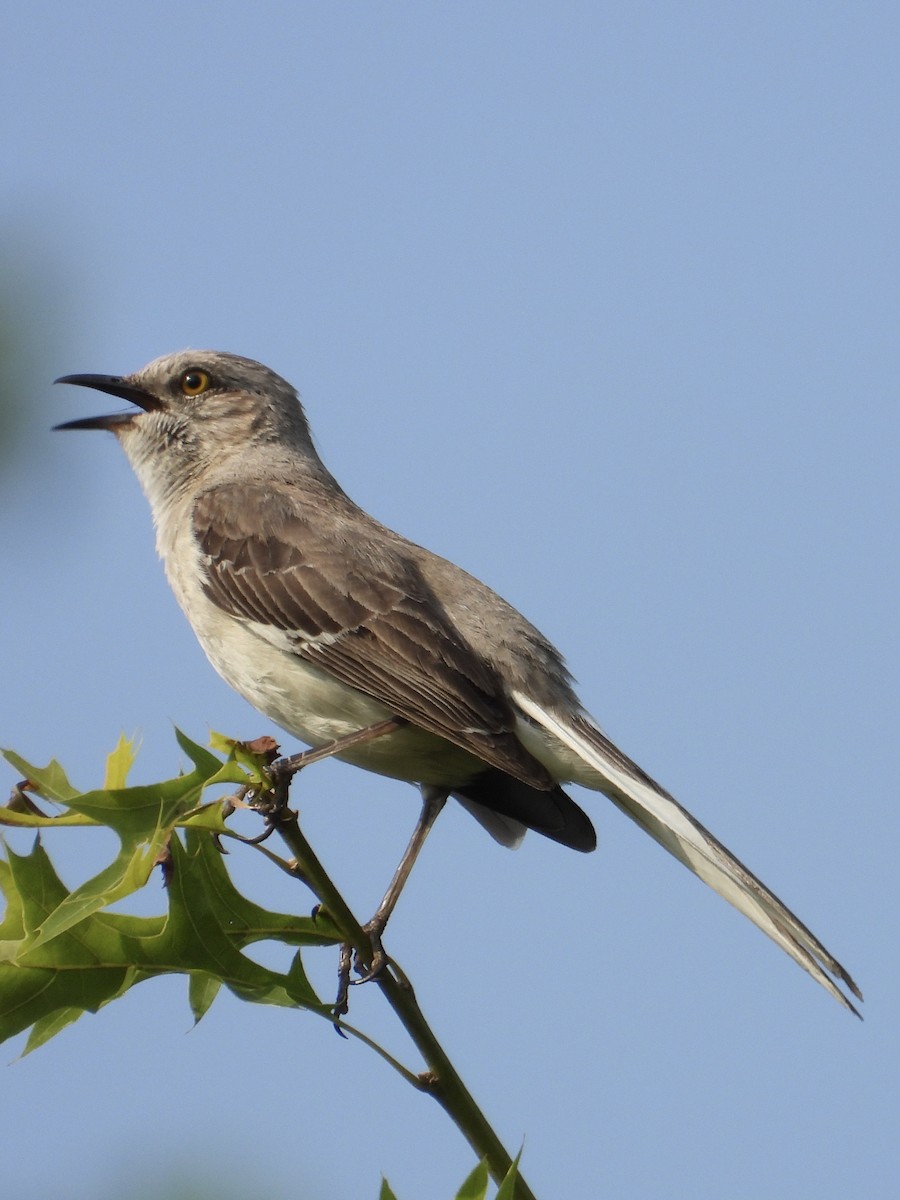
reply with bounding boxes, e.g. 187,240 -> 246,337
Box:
0,842 -> 134,1046
379,1180 -> 400,1200
493,1155 -> 522,1200
0,806 -> 88,830
1,750 -> 79,803
103,733 -> 139,789
0,736 -> 362,1054
23,1005 -> 86,1055
208,730 -> 275,781
455,1160 -> 489,1200
0,857 -> 25,955
188,972 -> 222,1023
161,831 -> 335,1009
176,728 -> 233,779
0,830 -> 339,1047
22,740 -> 247,951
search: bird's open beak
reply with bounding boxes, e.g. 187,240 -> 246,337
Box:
53,374 -> 162,431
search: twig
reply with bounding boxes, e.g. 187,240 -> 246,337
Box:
271,801 -> 538,1200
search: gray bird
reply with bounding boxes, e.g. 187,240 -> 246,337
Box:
55,350 -> 861,1014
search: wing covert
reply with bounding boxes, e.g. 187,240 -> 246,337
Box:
192,483 -> 554,787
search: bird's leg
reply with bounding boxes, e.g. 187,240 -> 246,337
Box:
241,718 -> 407,844
274,718 -> 408,781
341,786 -> 448,995
360,785 -> 448,965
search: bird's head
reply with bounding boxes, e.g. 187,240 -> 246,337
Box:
55,349 -> 317,501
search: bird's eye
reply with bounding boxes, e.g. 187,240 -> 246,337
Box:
179,369 -> 211,396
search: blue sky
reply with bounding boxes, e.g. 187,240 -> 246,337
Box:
2,4 -> 897,1198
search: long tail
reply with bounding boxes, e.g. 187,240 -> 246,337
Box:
513,692 -> 862,1016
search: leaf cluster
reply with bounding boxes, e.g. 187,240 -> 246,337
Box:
0,733 -> 531,1199
0,732 -> 337,1053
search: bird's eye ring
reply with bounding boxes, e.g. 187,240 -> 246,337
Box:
180,369 -> 211,397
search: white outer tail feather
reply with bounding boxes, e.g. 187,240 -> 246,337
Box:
513,691 -> 862,1016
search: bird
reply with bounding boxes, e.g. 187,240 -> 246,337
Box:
54,349 -> 861,1015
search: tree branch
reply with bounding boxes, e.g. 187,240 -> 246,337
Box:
273,805 -> 538,1200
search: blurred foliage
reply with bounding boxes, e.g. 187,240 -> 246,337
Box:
0,230 -> 67,478
96,1172 -> 313,1200
85,1155 -> 520,1200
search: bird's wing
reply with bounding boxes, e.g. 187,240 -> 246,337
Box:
192,481 -> 555,789
514,692 -> 863,1015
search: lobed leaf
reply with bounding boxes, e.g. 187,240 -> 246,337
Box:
0,736 -> 342,1050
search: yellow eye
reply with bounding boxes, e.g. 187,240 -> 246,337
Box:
179,369 -> 211,396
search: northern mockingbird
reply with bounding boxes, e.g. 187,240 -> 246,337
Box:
55,350 -> 861,1014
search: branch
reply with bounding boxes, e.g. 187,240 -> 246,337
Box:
273,806 -> 537,1200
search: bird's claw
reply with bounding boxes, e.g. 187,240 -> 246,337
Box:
351,921 -> 388,985
333,922 -> 389,1022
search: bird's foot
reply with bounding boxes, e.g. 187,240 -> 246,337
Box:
353,918 -> 389,984
333,920 -> 389,1021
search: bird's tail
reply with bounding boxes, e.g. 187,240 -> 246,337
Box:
513,692 -> 862,1016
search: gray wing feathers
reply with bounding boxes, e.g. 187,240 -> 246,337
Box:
192,482 -> 556,789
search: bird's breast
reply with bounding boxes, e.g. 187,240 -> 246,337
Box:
157,518 -> 486,787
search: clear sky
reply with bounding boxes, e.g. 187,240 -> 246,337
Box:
2,4 -> 897,1198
